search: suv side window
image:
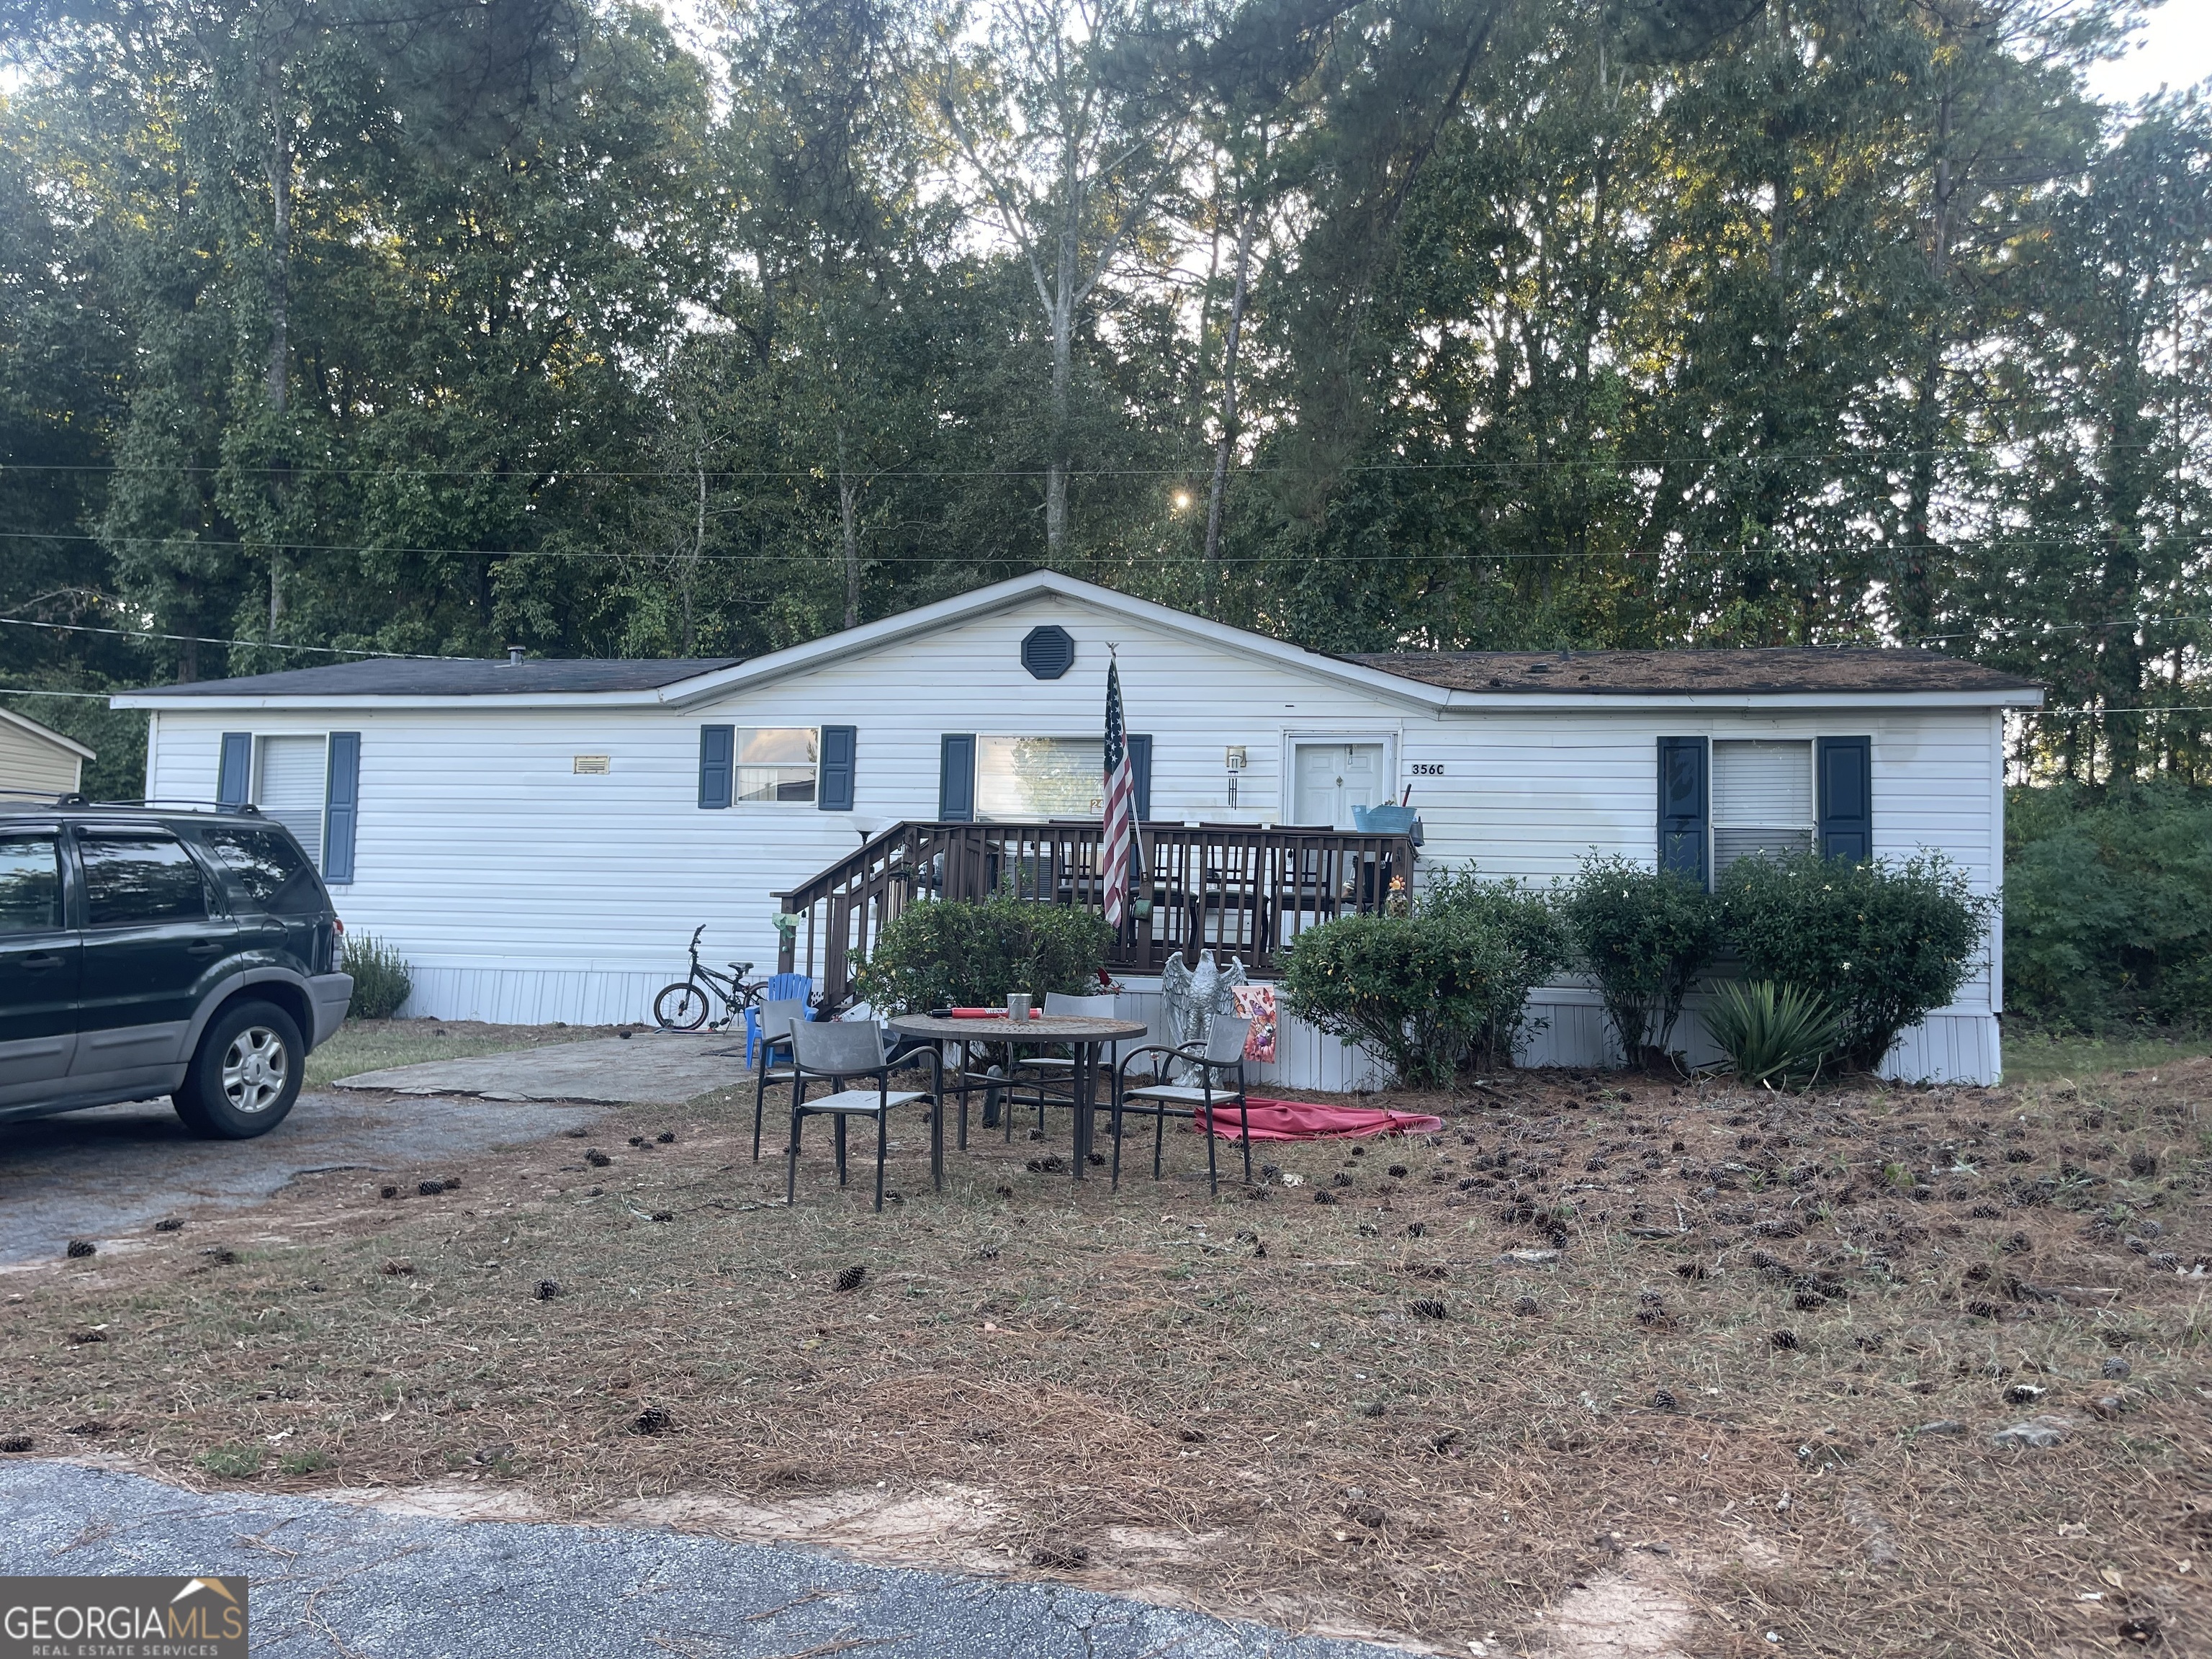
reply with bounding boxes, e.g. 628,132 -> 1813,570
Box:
0,835 -> 63,933
78,832 -> 210,926
202,826 -> 324,915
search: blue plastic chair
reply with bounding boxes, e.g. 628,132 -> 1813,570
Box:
745,973 -> 815,1066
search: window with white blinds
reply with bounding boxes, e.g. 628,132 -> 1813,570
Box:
1711,739 -> 1814,876
254,734 -> 328,869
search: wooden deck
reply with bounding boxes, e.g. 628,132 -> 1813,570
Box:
774,820 -> 1417,1007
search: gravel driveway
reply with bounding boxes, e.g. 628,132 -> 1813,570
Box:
0,1462 -> 1416,1659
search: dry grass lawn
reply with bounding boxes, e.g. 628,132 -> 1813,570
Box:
4,1053 -> 2208,1658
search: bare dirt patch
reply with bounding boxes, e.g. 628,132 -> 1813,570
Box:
3,1056 -> 2206,1656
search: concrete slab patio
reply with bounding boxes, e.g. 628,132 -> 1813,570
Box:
333,1031 -> 748,1105
0,1089 -> 607,1267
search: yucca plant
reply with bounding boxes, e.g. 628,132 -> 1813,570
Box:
1703,979 -> 1838,1091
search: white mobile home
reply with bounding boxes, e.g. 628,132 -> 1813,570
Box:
115,572 -> 2041,1086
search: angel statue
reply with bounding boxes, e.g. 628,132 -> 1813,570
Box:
1159,948 -> 1246,1074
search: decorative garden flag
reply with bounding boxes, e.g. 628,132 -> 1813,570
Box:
1102,655 -> 1135,927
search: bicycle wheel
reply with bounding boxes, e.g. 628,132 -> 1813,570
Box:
654,982 -> 711,1031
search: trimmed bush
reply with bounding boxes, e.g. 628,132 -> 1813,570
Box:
1560,857 -> 1722,1069
850,888 -> 1114,1015
1419,864 -> 1570,1068
1719,851 -> 1992,1071
1703,979 -> 1838,1090
1278,909 -> 1533,1087
2005,781 -> 2212,1032
343,932 -> 413,1020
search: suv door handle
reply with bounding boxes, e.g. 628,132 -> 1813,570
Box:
19,953 -> 63,971
186,940 -> 225,956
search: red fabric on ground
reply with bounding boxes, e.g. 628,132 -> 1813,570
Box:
1190,1096 -> 1443,1141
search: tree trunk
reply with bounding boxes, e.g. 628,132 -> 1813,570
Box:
266,96 -> 291,634
1045,135 -> 1080,560
266,111 -> 290,415
837,425 -> 860,630
1202,198 -> 1255,603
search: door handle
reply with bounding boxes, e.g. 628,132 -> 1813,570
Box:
186,940 -> 225,955
19,953 -> 63,970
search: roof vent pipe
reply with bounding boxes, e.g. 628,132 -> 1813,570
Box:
507,647 -> 525,666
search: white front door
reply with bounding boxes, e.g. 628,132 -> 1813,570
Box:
1292,742 -> 1387,830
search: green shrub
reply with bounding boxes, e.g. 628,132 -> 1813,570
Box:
343,932 -> 413,1020
1420,864 -> 1570,1067
850,887 -> 1114,1015
2005,781 -> 2212,1032
1278,909 -> 1533,1087
1719,851 -> 1992,1071
1703,979 -> 1838,1090
1560,856 -> 1723,1068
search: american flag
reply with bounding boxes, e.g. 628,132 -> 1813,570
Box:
1102,656 -> 1136,927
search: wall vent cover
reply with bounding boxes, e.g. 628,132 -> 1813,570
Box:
1020,625 -> 1076,680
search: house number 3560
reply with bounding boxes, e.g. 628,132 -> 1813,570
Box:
1410,763 -> 1444,776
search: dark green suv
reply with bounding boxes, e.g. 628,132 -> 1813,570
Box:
0,800 -> 353,1138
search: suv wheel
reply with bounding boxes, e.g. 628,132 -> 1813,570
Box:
174,1000 -> 305,1139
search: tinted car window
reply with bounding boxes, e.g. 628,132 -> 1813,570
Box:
203,826 -> 323,914
0,835 -> 62,934
78,832 -> 209,926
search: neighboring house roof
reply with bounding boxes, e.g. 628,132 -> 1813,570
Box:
125,657 -> 742,698
109,572 -> 2044,712
0,706 -> 97,760
1348,648 -> 2042,697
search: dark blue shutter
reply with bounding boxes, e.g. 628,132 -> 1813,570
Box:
698,725 -> 734,809
1657,737 -> 1709,888
938,734 -> 975,822
323,732 -> 360,884
1817,735 -> 1873,862
818,725 -> 857,811
1128,733 -> 1152,821
217,732 -> 253,807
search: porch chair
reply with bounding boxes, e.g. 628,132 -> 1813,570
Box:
743,972 -> 814,1066
784,1020 -> 927,1213
1004,991 -> 1122,1141
1112,1014 -> 1255,1196
750,998 -> 814,1162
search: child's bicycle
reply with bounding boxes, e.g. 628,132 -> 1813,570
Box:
652,926 -> 766,1031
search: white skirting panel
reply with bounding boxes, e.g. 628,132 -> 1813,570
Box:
398,966 -> 667,1028
392,965 -> 1997,1088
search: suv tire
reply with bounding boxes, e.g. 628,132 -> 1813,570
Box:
174,999 -> 305,1139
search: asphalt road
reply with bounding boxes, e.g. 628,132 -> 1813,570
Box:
0,1462 -> 1417,1659
0,1089 -> 603,1266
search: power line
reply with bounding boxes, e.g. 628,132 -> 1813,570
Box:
4,441 -> 2207,479
0,687 -> 117,700
8,528 -> 2212,568
0,615 -> 477,660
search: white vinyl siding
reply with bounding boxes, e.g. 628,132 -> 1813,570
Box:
254,734 -> 327,866
1711,739 -> 1815,876
138,590 -> 2010,1082
976,737 -> 1102,819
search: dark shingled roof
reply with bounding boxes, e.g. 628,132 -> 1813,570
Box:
131,656 -> 743,698
1347,647 -> 2040,696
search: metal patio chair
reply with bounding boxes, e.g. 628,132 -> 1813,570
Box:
1112,1014 -> 1255,1195
751,997 -> 814,1162
784,1020 -> 926,1213
1004,990 -> 1122,1141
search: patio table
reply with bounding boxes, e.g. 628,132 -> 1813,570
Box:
887,1013 -> 1148,1182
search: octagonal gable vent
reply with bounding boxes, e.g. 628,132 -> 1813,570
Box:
1020,625 -> 1076,680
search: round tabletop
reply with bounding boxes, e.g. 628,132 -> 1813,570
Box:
886,1013 -> 1149,1043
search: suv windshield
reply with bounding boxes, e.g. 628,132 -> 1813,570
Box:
202,824 -> 325,915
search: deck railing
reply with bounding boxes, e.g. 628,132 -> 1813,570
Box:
775,820 -> 1416,1008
